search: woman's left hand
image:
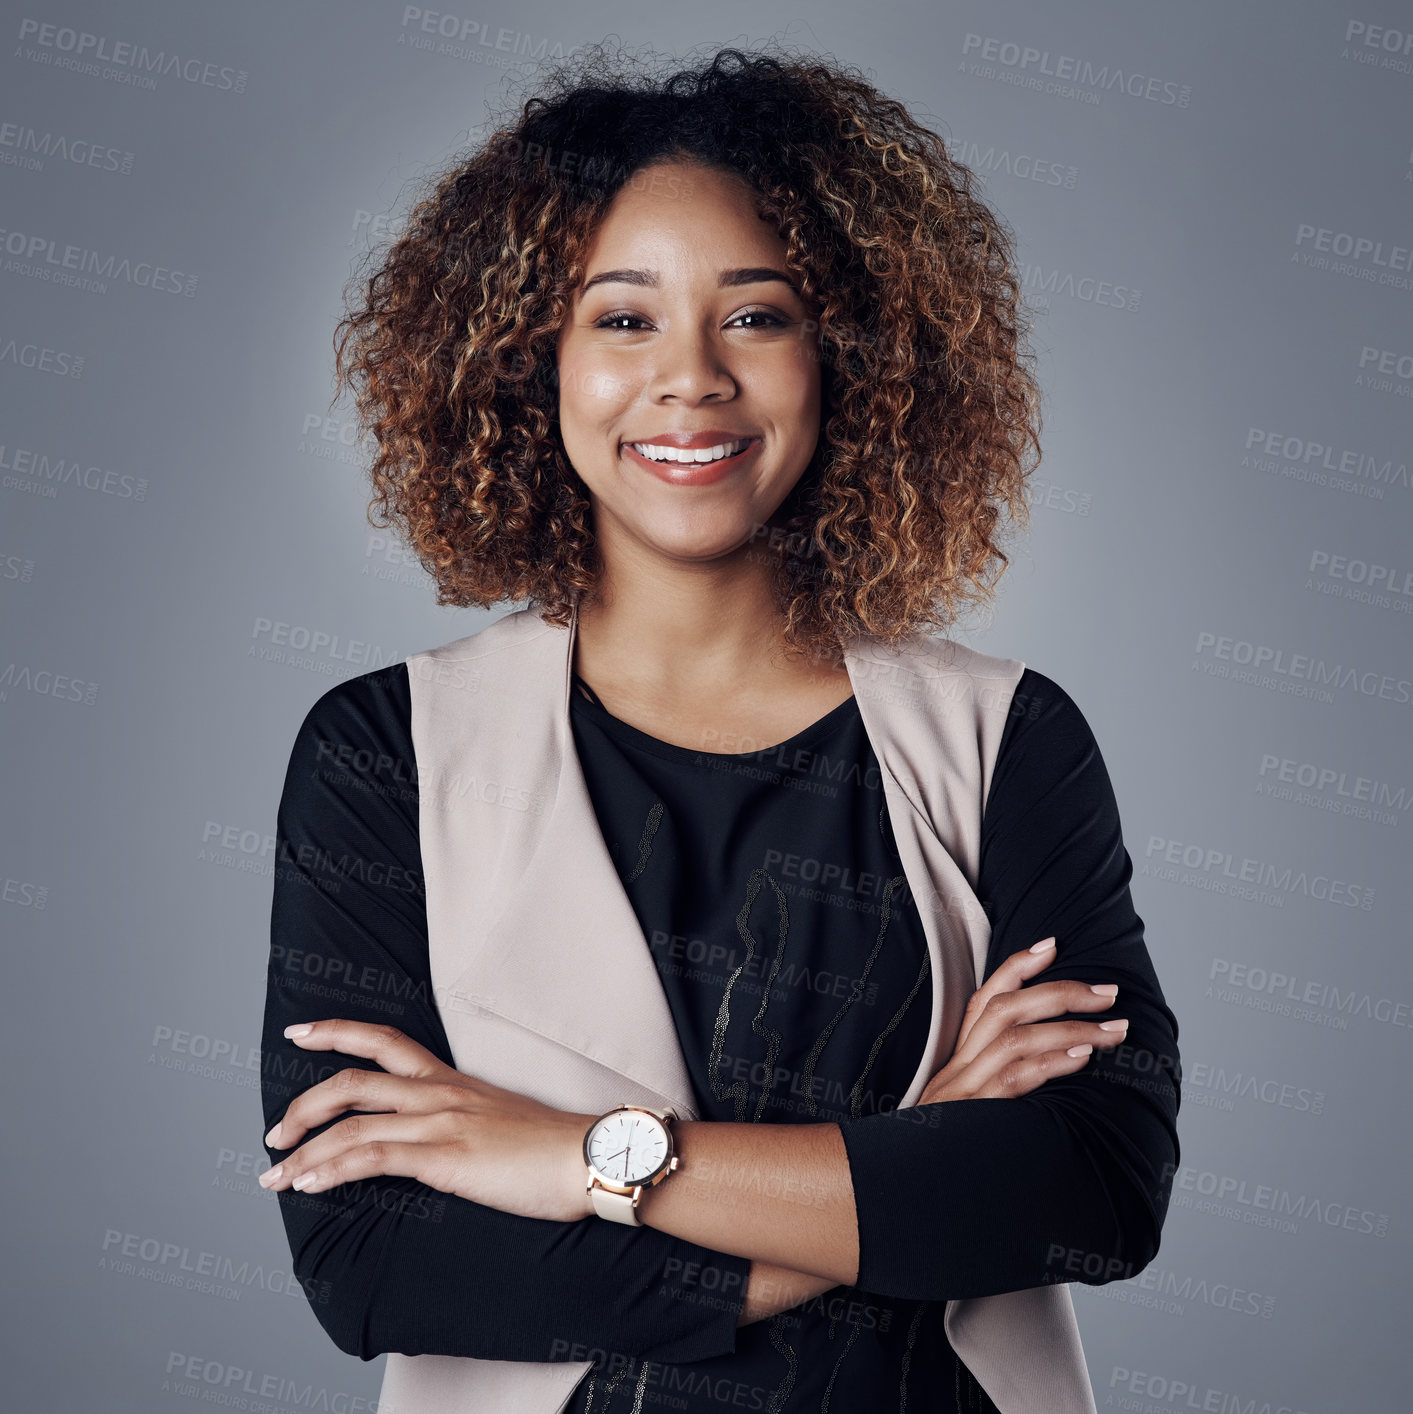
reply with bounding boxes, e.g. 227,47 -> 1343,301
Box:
258,1018 -> 598,1223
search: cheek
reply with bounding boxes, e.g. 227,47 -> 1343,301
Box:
559,349 -> 635,421
746,341 -> 820,405
790,341 -> 824,399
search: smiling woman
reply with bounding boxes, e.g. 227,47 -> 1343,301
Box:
262,39 -> 1180,1414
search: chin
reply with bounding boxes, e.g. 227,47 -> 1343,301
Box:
636,518 -> 767,564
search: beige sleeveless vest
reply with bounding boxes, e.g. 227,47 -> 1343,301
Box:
384,602 -> 1097,1414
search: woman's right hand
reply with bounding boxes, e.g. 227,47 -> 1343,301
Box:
917,937 -> 1127,1104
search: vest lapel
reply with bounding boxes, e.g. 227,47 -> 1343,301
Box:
433,601 -> 699,1110
842,633 -> 1015,1096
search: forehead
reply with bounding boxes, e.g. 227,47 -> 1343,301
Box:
579,164 -> 785,276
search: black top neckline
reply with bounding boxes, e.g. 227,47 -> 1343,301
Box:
569,670 -> 859,764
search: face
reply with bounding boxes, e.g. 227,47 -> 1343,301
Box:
555,159 -> 822,572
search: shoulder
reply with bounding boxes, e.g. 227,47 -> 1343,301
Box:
847,631 -> 1027,747
1002,665 -> 1096,743
406,605 -> 554,673
291,662 -> 414,758
280,605 -> 550,810
280,664 -> 419,826
274,666 -> 425,902
850,629 -> 1023,689
986,664 -> 1119,813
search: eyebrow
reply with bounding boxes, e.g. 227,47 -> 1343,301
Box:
581,266 -> 800,296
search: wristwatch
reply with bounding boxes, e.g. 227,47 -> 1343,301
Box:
583,1104 -> 680,1225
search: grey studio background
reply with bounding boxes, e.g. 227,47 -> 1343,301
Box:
2,1 -> 1410,1411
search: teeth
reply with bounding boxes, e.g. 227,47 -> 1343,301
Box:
629,438 -> 751,464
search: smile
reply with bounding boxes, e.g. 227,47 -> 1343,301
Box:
621,437 -> 760,486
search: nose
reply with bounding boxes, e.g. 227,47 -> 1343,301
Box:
646,325 -> 738,402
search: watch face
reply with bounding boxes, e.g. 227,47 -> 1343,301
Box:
586,1109 -> 668,1185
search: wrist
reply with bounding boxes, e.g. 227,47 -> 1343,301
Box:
567,1111 -> 599,1220
631,1115 -> 693,1224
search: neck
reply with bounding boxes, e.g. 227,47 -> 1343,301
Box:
571,539 -> 836,702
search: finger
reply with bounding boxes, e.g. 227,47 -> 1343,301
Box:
956,937 -> 1058,1050
261,1111 -> 453,1192
972,1042 -> 1108,1100
266,1131 -> 440,1196
282,1020 -> 452,1081
953,979 -> 1121,1065
961,1017 -> 1130,1095
974,937 -> 1059,1004
266,1066 -> 438,1152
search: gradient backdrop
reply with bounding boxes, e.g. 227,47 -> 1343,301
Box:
3,2 -> 1411,1411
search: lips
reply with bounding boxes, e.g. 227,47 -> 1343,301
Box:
624,429 -> 758,451
621,437 -> 761,486
627,436 -> 753,464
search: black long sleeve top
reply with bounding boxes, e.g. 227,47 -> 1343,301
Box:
260,658 -> 1181,1413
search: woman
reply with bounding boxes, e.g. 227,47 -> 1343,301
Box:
259,44 -> 1180,1414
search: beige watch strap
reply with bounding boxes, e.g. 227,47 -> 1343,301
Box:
590,1184 -> 643,1225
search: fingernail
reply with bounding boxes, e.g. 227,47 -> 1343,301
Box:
258,1165 -> 283,1187
265,1122 -> 284,1147
1029,937 -> 1056,953
1098,1019 -> 1129,1031
1067,1044 -> 1093,1057
291,1172 -> 319,1191
1090,984 -> 1119,996
284,1024 -> 313,1039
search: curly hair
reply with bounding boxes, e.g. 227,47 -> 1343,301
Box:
332,40 -> 1042,661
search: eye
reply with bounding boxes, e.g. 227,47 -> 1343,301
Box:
727,308 -> 787,330
592,311 -> 649,331
590,308 -> 789,332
